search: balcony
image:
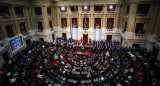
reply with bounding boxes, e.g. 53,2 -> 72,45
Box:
94,11 -> 103,14
106,29 -> 113,31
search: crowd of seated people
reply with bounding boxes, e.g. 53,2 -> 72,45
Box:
0,38 -> 160,86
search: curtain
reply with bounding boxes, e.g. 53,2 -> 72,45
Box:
83,18 -> 89,28
107,18 -> 114,29
95,18 -> 101,28
72,18 -> 78,28
61,18 -> 67,27
71,6 -> 78,12
83,34 -> 88,44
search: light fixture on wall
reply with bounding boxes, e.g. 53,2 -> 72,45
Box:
109,5 -> 113,9
84,6 -> 88,10
61,6 -> 65,11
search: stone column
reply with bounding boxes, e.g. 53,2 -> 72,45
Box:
116,5 -> 120,28
28,6 -> 36,29
67,6 -> 71,38
154,11 -> 160,34
56,7 -> 60,28
24,6 -> 31,30
78,5 -> 82,28
127,4 -> 138,32
0,17 -> 7,38
42,6 -> 50,29
52,7 -> 58,28
67,6 -> 71,28
90,5 -> 94,28
10,5 -> 21,34
146,2 -> 159,34
102,5 -> 106,29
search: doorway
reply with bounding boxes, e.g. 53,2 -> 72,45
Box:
107,35 -> 112,41
62,33 -> 67,40
83,34 -> 88,44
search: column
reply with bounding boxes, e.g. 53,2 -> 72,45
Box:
78,5 -> 82,28
10,5 -> 21,33
67,6 -> 71,28
42,6 -> 50,29
25,6 -> 31,30
56,7 -> 60,28
0,17 -> 7,38
90,5 -> 94,28
67,6 -> 71,38
116,5 -> 120,28
28,7 -> 36,29
154,11 -> 160,34
127,4 -> 138,32
146,2 -> 159,34
102,5 -> 106,29
52,7 -> 58,28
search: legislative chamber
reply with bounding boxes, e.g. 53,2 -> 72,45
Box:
0,0 -> 160,86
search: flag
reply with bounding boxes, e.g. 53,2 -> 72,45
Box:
93,28 -> 102,41
69,7 -> 71,16
71,28 -> 78,40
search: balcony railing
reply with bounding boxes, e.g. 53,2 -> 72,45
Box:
2,16 -> 11,19
82,11 -> 90,14
83,28 -> 89,30
48,13 -> 52,16
136,14 -> 148,16
17,14 -> 25,18
71,11 -> 78,14
37,30 -> 43,32
107,11 -> 115,14
35,15 -> 42,17
94,11 -> 102,14
106,29 -> 113,31
135,33 -> 144,37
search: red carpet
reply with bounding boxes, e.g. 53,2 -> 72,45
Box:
32,66 -> 37,86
